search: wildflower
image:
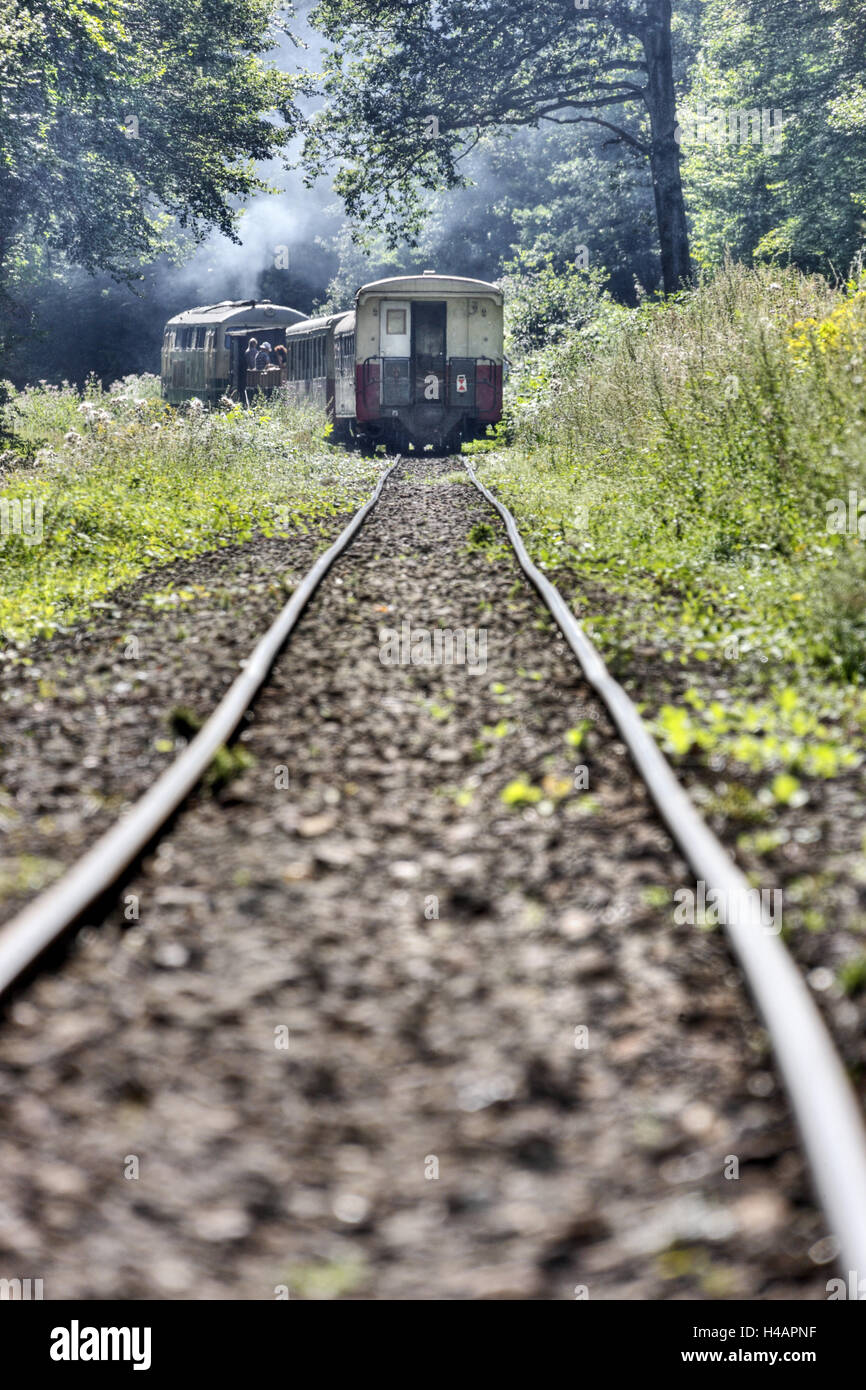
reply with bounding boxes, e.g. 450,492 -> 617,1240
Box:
64,430 -> 83,446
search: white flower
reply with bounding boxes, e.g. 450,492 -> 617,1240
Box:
64,430 -> 83,445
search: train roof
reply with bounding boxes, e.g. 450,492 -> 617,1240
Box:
284,311 -> 353,337
165,300 -> 307,329
356,274 -> 502,304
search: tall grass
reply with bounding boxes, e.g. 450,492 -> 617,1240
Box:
483,262 -> 866,686
0,380 -> 378,645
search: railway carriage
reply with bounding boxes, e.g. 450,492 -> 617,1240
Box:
161,300 -> 306,403
161,273 -> 504,451
348,273 -> 504,452
282,312 -> 352,418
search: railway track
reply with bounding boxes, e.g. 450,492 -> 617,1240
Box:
1,453 -> 865,1298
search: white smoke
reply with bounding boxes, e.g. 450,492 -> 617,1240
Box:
166,4 -> 337,304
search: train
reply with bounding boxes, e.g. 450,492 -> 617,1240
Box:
160,273 -> 504,452
161,300 -> 307,404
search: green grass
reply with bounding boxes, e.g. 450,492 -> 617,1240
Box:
477,260 -> 866,790
0,376 -> 380,646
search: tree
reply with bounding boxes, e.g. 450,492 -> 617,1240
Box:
682,0 -> 866,275
303,0 -> 692,292
0,0 -> 301,350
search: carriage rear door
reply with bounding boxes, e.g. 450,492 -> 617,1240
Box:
413,301 -> 446,408
226,332 -> 246,396
380,301 -> 411,406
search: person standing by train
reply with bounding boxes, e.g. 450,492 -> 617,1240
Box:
256,341 -> 272,370
245,337 -> 259,369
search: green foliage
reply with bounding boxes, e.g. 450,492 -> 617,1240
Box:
655,688 -> 861,780
204,742 -> 257,792
476,259 -> 866,801
0,0 -> 303,344
303,1 -> 692,291
0,379 -> 379,646
500,776 -> 543,807
502,251 -> 608,355
681,0 -> 866,276
838,956 -> 866,997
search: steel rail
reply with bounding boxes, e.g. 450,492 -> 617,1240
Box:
0,462 -> 399,996
464,459 -> 866,1280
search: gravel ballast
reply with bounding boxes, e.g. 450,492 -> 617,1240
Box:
0,458 -> 834,1299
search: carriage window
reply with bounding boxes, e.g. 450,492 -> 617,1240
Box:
194,327 -> 206,348
386,309 -> 406,335
336,335 -> 353,371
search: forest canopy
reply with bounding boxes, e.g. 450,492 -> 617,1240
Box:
0,0 -> 301,360
2,0 -> 866,383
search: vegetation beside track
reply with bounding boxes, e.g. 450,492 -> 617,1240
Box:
476,261 -> 866,954
0,377 -> 379,648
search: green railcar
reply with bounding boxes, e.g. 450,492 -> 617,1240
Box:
161,300 -> 307,403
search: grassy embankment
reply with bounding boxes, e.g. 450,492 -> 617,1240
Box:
0,377 -> 378,647
473,262 -> 866,946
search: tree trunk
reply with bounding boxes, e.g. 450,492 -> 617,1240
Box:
642,0 -> 692,293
